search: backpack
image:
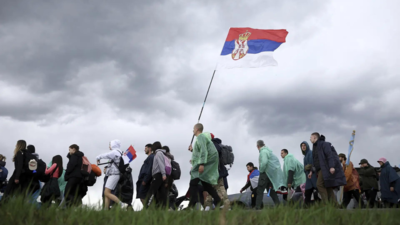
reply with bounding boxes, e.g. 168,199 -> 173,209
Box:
21,150 -> 47,181
84,171 -> 97,186
163,153 -> 172,176
219,144 -> 234,165
171,160 -> 181,180
81,156 -> 92,176
113,150 -> 129,174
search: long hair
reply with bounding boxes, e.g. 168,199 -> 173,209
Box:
52,155 -> 63,177
152,142 -> 162,153
13,140 -> 27,162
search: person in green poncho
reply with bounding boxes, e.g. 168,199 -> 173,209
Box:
188,123 -> 221,208
255,140 -> 284,209
281,149 -> 306,194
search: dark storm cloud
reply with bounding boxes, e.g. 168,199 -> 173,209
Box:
0,0 -> 330,123
216,68 -> 400,136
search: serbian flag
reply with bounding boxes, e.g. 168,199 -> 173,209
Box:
122,145 -> 137,164
218,28 -> 288,69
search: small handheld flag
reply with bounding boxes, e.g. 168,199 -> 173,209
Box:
122,145 -> 137,164
346,130 -> 356,166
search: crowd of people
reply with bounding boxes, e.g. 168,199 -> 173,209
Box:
0,125 -> 400,210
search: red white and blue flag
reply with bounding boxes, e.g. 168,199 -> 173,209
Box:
219,28 -> 288,68
122,145 -> 137,164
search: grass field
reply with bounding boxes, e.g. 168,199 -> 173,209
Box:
1,198 -> 400,225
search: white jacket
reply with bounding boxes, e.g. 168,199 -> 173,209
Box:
96,140 -> 122,176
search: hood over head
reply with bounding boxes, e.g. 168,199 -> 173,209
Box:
300,141 -> 311,155
110,139 -> 121,151
27,145 -> 35,153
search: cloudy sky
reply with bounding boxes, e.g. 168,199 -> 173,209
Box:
1,0 -> 399,208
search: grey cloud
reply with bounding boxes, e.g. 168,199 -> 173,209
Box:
0,0 -> 330,123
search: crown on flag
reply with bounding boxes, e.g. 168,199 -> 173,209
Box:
238,31 -> 251,41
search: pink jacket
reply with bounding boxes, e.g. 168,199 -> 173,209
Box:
45,163 -> 60,178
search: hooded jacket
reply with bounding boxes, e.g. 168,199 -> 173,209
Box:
65,151 -> 84,181
153,149 -> 168,177
312,136 -> 346,188
212,138 -> 229,179
301,141 -> 317,190
379,161 -> 400,204
96,140 -> 123,176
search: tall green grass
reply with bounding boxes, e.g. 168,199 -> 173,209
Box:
1,197 -> 399,225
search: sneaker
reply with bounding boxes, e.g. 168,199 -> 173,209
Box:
120,202 -> 128,209
276,187 -> 288,195
204,206 -> 210,211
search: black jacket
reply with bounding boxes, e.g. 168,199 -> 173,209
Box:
65,151 -> 84,181
142,153 -> 155,184
312,136 -> 346,188
212,138 -> 229,179
358,165 -> 379,191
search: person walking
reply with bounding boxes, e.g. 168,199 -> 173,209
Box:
136,144 -> 154,205
281,149 -> 306,196
145,141 -> 170,208
358,159 -> 379,208
4,140 -> 40,200
240,162 -> 260,208
308,133 -> 346,204
300,141 -> 320,206
204,133 -> 230,210
187,123 -> 221,209
63,144 -> 85,207
96,140 -> 126,209
255,140 -> 284,209
338,153 -> 364,208
41,155 -> 63,204
377,157 -> 400,208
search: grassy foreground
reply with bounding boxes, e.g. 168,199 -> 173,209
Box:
1,199 -> 399,225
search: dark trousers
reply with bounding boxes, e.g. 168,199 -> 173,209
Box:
364,189 -> 377,208
145,173 -> 167,208
251,188 -> 263,208
65,177 -> 82,207
343,189 -> 364,208
256,173 -> 280,209
304,187 -> 321,206
188,178 -> 221,208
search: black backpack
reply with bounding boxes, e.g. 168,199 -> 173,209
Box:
84,171 -> 97,186
21,150 -> 47,181
219,144 -> 234,165
171,160 -> 181,180
114,150 -> 129,174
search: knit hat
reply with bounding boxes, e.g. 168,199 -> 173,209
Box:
210,133 -> 215,139
377,157 -> 387,164
359,159 -> 369,165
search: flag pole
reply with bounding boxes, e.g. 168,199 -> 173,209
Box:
189,69 -> 217,148
339,130 -> 356,205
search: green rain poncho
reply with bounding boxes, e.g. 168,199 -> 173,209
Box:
191,132 -> 219,185
258,146 -> 285,190
283,153 -> 306,189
